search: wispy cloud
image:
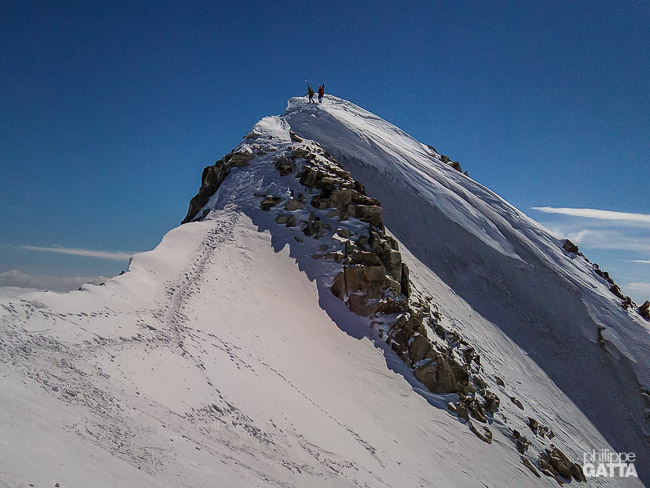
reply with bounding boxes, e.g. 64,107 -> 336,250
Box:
531,206 -> 650,303
20,245 -> 133,261
625,282 -> 650,297
532,207 -> 650,224
0,269 -> 111,292
542,227 -> 650,253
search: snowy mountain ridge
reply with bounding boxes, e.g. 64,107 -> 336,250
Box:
0,95 -> 648,487
282,95 -> 650,476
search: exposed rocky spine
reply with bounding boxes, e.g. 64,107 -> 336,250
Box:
260,140 -> 510,448
562,239 -> 648,319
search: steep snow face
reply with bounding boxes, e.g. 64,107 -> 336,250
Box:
1,96 -> 648,487
284,95 -> 650,481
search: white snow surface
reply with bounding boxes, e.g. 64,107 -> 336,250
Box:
285,95 -> 650,477
0,95 -> 648,487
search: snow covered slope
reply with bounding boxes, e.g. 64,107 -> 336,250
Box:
1,95 -> 648,487
284,95 -> 650,481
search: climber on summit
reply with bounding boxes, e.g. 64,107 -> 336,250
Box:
318,83 -> 324,103
306,83 -> 315,104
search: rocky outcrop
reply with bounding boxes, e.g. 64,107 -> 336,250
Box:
521,456 -> 541,478
639,301 -> 650,320
260,141 -> 500,411
538,446 -> 586,483
425,145 -> 467,176
513,430 -> 530,454
561,239 -> 579,255
182,160 -> 232,224
414,352 -> 469,394
182,126 -> 592,477
470,424 -> 493,444
260,196 -> 282,210
182,147 -> 259,223
560,239 -> 648,317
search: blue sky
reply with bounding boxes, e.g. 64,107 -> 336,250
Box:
1,1 -> 648,301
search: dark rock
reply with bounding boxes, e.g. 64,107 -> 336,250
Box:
495,376 -> 505,387
513,430 -> 530,454
409,334 -> 432,363
275,214 -> 291,225
510,396 -> 524,410
447,161 -> 463,173
385,276 -> 403,295
363,265 -> 386,284
466,398 -> 487,423
344,266 -> 366,293
274,156 -> 295,176
639,301 -> 650,320
474,374 -> 488,392
462,346 -> 476,365
330,272 -> 346,301
609,284 -> 626,300
285,199 -> 305,211
621,296 -> 633,310
352,205 -> 383,228
310,194 -> 331,210
539,446 -> 583,481
400,263 -> 410,298
228,150 -> 255,166
339,265 -> 387,299
521,456 -> 541,478
414,352 -> 469,394
347,293 -> 379,317
483,390 -> 500,413
331,188 -> 353,207
261,196 -> 282,210
350,251 -> 382,266
303,218 -> 323,237
291,147 -> 311,159
562,239 -> 579,254
289,131 -> 303,142
182,164 -> 231,223
456,402 -> 470,421
376,298 -> 409,315
570,462 -> 586,482
470,424 -> 492,444
299,166 -> 320,187
398,315 -> 427,336
383,250 -> 403,282
351,192 -> 381,206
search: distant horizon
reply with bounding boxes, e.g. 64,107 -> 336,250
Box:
1,1 -> 648,302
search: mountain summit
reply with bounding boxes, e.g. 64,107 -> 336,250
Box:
1,95 -> 648,487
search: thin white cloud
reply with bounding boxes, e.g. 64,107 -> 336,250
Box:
632,260 -> 650,265
0,269 -> 111,292
542,227 -> 650,253
625,282 -> 650,297
532,207 -> 650,224
21,245 -> 133,261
